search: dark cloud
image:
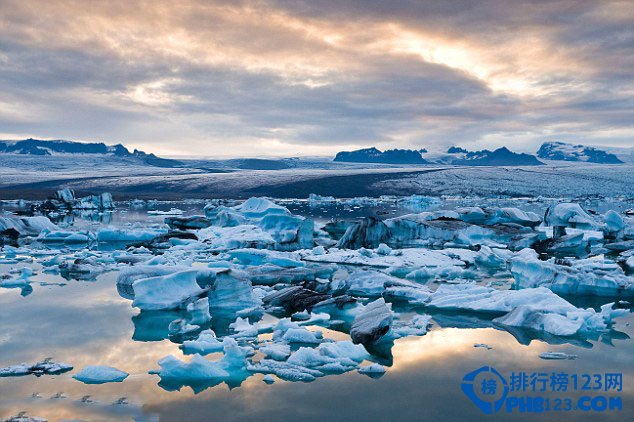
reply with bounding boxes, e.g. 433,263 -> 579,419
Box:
0,0 -> 632,155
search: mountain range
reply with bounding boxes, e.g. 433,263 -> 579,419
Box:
0,139 -> 183,168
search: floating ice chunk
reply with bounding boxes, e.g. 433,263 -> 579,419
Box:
2,412 -> 48,422
376,243 -> 392,256
165,215 -> 212,230
358,363 -> 386,377
263,286 -> 331,313
132,270 -> 205,310
343,270 -> 423,299
475,246 -> 512,269
148,208 -> 183,215
250,340 -> 370,381
427,284 -> 571,313
97,227 -> 167,242
198,225 -> 275,250
397,195 -> 441,212
427,283 -> 626,336
262,374 -> 276,384
116,264 -> 189,288
603,210 -> 626,239
0,267 -> 34,287
511,249 -> 634,297
234,197 -> 290,218
379,213 -> 541,249
168,319 -> 200,335
303,247 -> 463,269
350,298 -> 393,345
404,265 -> 476,283
259,343 -> 291,361
538,233 -> 589,255
202,197 -> 313,250
246,264 -> 335,286
260,214 -> 314,250
75,193 -> 114,210
204,205 -> 247,227
282,327 -> 323,344
187,297 -> 211,325
226,249 -> 304,268
308,194 -> 336,205
152,354 -> 230,383
181,330 -> 224,355
229,317 -> 259,338
0,359 -> 73,377
494,306 -> 588,336
538,352 -> 577,360
37,229 -> 95,244
337,217 -> 390,249
208,271 -> 263,315
312,245 -> 326,255
392,314 -> 432,338
72,366 -> 129,384
0,216 -> 58,236
545,203 -> 598,236
383,284 -> 432,305
152,338 -> 250,391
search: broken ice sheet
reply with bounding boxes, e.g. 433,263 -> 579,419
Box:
1,193 -> 633,404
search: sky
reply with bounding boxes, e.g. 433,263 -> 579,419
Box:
0,0 -> 633,158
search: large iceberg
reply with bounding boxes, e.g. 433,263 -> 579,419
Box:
132,270 -> 206,310
424,283 -> 627,336
203,197 -> 314,251
511,249 -> 634,297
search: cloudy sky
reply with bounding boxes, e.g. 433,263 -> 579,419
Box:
1,0 -> 633,157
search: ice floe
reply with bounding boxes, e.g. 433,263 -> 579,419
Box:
72,365 -> 129,384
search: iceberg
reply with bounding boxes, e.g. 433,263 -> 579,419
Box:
545,203 -> 598,237
511,249 -> 634,297
350,298 -> 393,345
72,365 -> 129,384
208,270 -> 263,316
250,341 -> 369,382
165,215 -> 212,230
303,247 -> 463,269
358,363 -> 386,377
0,216 -> 58,236
151,338 -> 250,392
97,227 -> 167,243
37,229 -> 95,244
425,283 -> 627,336
181,330 -> 224,355
132,270 -> 206,310
0,358 -> 73,377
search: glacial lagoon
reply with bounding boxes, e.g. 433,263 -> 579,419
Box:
1,196 -> 633,421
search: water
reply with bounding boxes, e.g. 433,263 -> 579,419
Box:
1,199 -> 633,421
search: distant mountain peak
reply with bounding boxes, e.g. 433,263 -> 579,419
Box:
537,141 -> 623,164
333,147 -> 429,164
0,138 -> 183,167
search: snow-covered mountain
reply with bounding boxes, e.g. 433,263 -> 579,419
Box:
537,142 -> 623,164
427,146 -> 543,166
334,147 -> 430,164
0,138 -> 183,168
